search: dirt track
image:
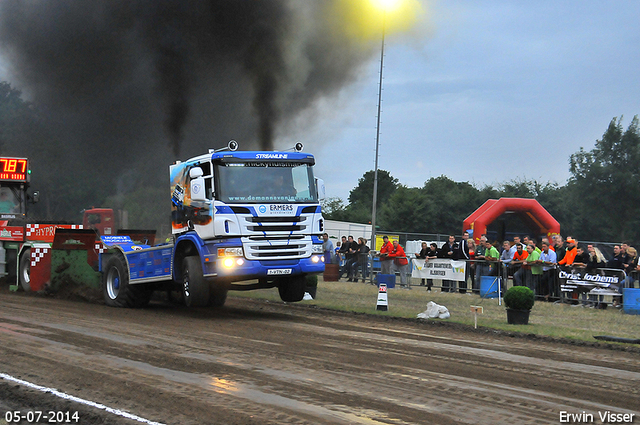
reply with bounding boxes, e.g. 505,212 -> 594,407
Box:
0,288 -> 639,425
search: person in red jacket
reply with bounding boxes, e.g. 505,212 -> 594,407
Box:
378,235 -> 394,274
388,240 -> 410,289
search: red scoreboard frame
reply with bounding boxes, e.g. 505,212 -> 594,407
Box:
0,157 -> 28,182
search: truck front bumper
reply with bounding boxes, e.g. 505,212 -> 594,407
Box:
204,255 -> 325,281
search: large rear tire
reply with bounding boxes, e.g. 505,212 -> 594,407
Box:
103,254 -> 152,308
278,274 -> 306,302
18,249 -> 31,291
182,256 -> 210,307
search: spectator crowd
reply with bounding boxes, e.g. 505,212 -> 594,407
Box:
322,231 -> 639,306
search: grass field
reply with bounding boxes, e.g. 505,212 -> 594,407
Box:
232,277 -> 640,344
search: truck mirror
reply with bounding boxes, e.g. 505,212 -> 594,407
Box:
31,191 -> 40,203
190,177 -> 207,202
315,177 -> 325,201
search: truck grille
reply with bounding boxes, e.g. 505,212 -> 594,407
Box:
227,210 -> 318,260
244,216 -> 308,234
242,235 -> 312,260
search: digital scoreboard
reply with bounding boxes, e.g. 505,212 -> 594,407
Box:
0,157 -> 29,182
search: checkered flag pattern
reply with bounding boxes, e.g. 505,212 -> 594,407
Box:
25,224 -> 83,238
30,248 -> 49,267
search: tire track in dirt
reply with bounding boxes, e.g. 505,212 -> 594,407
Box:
0,291 -> 638,424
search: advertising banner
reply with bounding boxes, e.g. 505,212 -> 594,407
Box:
558,267 -> 624,296
412,258 -> 466,282
0,226 -> 24,241
375,234 -> 400,251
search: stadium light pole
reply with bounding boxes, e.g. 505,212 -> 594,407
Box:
370,11 -> 386,254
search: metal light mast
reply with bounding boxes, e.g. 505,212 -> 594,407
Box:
370,13 -> 386,252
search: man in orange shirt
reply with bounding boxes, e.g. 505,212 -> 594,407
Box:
512,243 -> 529,286
558,237 -> 578,266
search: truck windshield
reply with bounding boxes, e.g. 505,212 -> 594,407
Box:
0,184 -> 24,216
216,161 -> 317,203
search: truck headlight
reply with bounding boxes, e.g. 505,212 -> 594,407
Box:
312,244 -> 323,254
218,247 -> 243,257
223,257 -> 245,268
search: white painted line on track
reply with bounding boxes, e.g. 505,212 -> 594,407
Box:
0,372 -> 166,425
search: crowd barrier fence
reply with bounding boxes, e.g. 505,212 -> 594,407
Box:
329,253 -> 636,306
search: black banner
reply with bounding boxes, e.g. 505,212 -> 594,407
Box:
558,267 -> 623,296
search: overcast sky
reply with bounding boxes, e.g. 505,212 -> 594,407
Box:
1,1 -> 638,206
305,0 -> 640,202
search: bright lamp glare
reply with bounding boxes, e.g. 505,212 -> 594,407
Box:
336,0 -> 423,42
373,0 -> 401,11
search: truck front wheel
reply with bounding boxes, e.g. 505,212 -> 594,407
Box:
209,285 -> 228,307
103,254 -> 152,308
182,256 -> 210,307
278,275 -> 306,302
18,249 -> 31,291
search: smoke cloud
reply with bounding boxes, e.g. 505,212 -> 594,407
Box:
0,1 -> 380,153
0,0 -> 395,227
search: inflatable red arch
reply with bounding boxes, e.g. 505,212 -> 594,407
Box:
463,198 -> 560,243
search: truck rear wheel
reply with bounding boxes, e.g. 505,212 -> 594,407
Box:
19,249 -> 31,291
182,256 -> 210,307
278,275 -> 306,302
103,254 -> 152,308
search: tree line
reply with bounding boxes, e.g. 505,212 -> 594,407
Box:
323,115 -> 640,245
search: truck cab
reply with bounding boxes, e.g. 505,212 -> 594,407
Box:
169,143 -> 325,304
0,157 -> 31,282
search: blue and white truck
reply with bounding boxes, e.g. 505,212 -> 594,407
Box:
101,142 -> 326,307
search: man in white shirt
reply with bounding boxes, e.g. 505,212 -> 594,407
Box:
539,241 -> 557,300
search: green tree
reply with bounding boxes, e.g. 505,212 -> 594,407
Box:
421,176 -> 487,235
320,196 -> 349,221
377,186 -> 429,233
349,169 -> 399,208
338,169 -> 399,224
568,115 -> 640,241
377,176 -> 490,235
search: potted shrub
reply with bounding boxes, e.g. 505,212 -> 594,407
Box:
504,286 -> 535,325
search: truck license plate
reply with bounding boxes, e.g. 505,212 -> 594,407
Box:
267,269 -> 292,275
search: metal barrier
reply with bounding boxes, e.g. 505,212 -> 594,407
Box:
337,252 -> 372,282
326,255 -> 633,308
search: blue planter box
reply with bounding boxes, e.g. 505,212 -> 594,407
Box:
376,274 -> 396,289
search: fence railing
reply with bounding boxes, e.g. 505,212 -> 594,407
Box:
327,254 -> 635,305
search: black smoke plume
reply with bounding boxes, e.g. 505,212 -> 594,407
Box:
0,0 -> 379,228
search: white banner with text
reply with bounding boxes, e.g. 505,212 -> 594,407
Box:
411,259 -> 466,282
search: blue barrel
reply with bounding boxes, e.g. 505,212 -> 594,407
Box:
376,274 -> 396,289
623,288 -> 640,315
480,276 -> 500,298
372,257 -> 381,271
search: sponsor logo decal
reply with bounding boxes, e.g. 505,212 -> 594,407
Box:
255,153 -> 288,159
